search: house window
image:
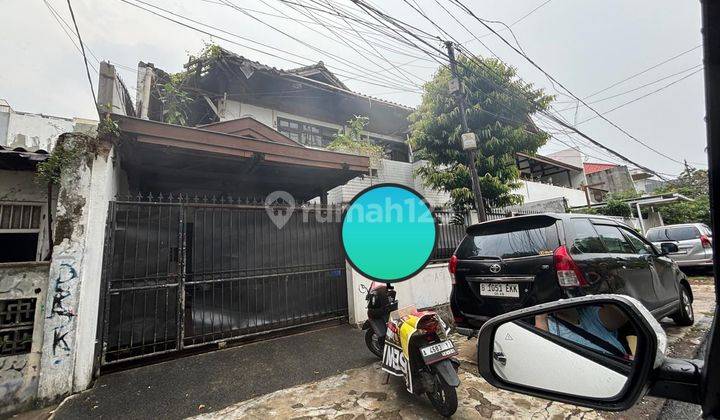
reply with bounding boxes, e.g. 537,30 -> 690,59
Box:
0,298 -> 36,356
277,117 -> 337,148
0,202 -> 43,263
369,137 -> 409,163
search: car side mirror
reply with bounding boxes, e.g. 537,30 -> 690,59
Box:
660,242 -> 679,255
477,295 -> 667,411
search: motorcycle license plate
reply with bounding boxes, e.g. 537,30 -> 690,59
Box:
479,282 -> 519,298
420,340 -> 457,364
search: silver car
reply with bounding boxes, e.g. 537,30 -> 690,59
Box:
646,223 -> 714,267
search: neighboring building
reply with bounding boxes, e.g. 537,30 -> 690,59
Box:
630,168 -> 665,194
583,162 -> 636,200
0,100 -> 96,414
513,151 -> 590,208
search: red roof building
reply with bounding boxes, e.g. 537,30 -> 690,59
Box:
583,162 -> 617,175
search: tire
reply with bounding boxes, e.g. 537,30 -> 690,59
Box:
426,373 -> 458,417
672,285 -> 694,326
365,328 -> 384,359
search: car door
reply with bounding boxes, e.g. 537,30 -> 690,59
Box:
620,226 -> 679,308
593,223 -> 660,311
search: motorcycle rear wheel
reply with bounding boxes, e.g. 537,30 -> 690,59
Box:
426,374 -> 458,417
365,329 -> 384,359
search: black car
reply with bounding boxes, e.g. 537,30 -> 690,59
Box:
449,213 -> 694,332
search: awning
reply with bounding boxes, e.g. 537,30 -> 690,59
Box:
0,146 -> 49,170
112,114 -> 370,201
570,193 -> 693,210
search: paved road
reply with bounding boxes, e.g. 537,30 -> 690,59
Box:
52,324 -> 376,420
194,279 -> 717,419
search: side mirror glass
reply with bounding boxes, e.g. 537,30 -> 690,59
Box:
660,242 -> 679,254
477,295 -> 666,411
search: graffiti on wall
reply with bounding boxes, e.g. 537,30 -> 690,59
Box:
46,263 -> 77,321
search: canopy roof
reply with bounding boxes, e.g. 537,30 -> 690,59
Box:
113,114 -> 369,200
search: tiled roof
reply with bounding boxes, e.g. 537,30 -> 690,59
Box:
583,162 -> 617,174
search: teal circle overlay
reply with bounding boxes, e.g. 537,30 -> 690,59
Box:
341,184 -> 437,283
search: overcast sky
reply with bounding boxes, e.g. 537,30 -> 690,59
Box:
0,0 -> 707,176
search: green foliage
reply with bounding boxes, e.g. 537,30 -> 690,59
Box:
327,116 -> 385,168
158,72 -> 191,126
654,168 -> 711,226
157,43 -> 224,126
595,195 -> 632,218
409,56 -> 553,211
97,114 -> 120,140
36,134 -> 99,185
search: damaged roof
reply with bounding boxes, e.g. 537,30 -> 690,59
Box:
0,145 -> 48,170
192,47 -> 414,112
286,61 -> 349,91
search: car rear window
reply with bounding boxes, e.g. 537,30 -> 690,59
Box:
457,218 -> 559,259
647,226 -> 701,241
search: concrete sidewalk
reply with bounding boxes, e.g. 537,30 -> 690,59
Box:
51,324 -> 376,420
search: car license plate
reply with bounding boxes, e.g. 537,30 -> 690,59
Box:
479,282 -> 519,298
420,340 -> 457,364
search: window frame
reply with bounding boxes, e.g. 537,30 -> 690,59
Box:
0,201 -> 44,263
618,226 -> 659,256
277,117 -> 337,148
568,217 -> 608,255
592,223 -> 637,255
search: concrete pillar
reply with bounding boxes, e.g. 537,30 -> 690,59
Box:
636,202 -> 645,234
37,142 -> 120,402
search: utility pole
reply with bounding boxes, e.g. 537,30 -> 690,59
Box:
445,41 -> 487,222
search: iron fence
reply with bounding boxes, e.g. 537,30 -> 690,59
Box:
430,210 -> 469,261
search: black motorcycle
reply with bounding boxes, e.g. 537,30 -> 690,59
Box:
360,281 -> 398,358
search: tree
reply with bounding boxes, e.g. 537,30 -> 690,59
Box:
595,195 -> 633,217
326,116 -> 385,172
409,56 -> 553,211
654,168 -> 711,226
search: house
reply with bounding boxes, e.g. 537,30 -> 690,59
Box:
132,50 -> 451,205
630,168 -> 665,194
583,162 -> 637,200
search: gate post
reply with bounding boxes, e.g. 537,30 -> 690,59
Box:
37,143 -> 121,403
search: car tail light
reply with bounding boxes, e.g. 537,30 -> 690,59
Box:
553,245 -> 588,287
701,234 -> 712,249
448,255 -> 458,285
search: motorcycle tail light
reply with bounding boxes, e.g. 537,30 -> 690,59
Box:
701,234 -> 712,248
448,255 -> 458,284
553,245 -> 588,287
418,318 -> 439,334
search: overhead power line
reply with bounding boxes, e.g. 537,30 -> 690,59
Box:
557,64 -> 703,111
583,44 -> 703,100
65,0 -> 98,114
345,0 -> 670,180
576,68 -> 704,124
448,0 -> 689,169
119,0 -> 421,93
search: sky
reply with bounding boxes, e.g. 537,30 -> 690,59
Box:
0,0 -> 707,177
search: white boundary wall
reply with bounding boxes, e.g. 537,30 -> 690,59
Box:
345,262 -> 453,326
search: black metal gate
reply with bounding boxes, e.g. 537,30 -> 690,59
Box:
99,196 -> 347,365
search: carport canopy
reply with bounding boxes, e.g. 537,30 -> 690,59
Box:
112,114 -> 370,201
